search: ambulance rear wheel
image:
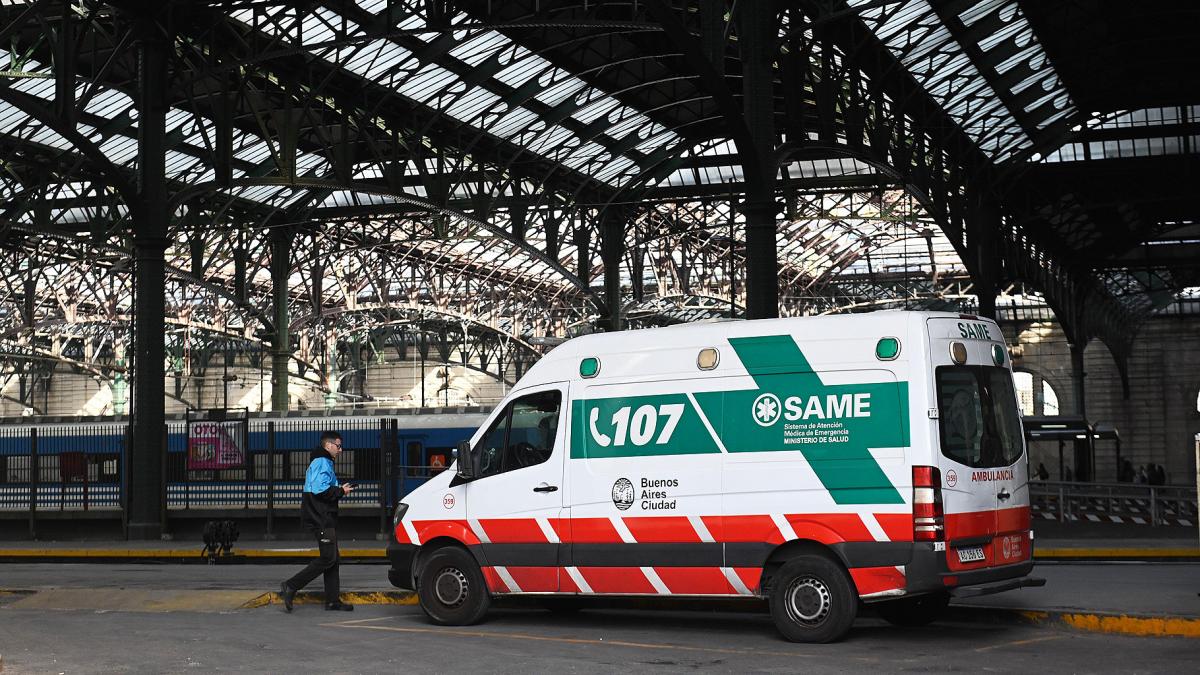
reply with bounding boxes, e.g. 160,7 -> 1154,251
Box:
875,592 -> 950,627
768,555 -> 857,643
417,547 -> 491,625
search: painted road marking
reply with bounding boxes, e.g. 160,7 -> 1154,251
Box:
323,621 -> 858,661
974,635 -> 1065,652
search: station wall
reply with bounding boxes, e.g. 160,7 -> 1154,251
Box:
1009,315 -> 1200,486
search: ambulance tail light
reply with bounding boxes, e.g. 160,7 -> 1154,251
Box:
912,465 -> 944,542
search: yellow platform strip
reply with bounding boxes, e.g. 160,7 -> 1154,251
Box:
1018,610 -> 1200,639
242,590 -> 417,609
1035,547 -> 1198,558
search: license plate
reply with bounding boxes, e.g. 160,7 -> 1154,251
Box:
957,546 -> 986,563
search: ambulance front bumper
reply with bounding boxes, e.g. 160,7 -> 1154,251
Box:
386,541 -> 417,590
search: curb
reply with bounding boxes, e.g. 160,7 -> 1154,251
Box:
951,606 -> 1200,639
242,589 -> 417,609
1034,548 -> 1199,560
0,548 -> 388,563
3,547 -> 1197,562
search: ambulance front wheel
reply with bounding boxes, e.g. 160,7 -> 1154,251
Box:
874,591 -> 950,627
417,547 -> 491,626
768,555 -> 857,643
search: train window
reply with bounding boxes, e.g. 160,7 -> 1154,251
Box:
406,441 -> 425,477
426,447 -> 452,474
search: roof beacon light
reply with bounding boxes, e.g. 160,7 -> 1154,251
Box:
875,337 -> 901,361
992,344 -> 1006,366
950,342 -> 968,365
580,357 -> 600,378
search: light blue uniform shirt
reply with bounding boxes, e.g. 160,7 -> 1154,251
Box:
304,457 -> 338,495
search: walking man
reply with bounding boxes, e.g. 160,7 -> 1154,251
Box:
280,431 -> 355,612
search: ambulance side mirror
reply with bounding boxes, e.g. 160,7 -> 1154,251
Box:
455,440 -> 476,481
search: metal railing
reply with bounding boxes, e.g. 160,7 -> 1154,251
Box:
1029,480 -> 1198,526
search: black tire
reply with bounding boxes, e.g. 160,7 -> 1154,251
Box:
768,554 -> 857,643
416,547 -> 491,626
874,592 -> 950,627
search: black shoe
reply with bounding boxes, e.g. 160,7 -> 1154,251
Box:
325,601 -> 354,612
279,582 -> 296,613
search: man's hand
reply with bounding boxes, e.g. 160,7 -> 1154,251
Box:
341,482 -> 356,494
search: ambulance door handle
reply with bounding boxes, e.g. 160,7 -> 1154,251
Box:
533,483 -> 559,493
997,488 -> 1011,501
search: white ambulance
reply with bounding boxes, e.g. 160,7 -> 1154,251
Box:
386,311 -> 1043,642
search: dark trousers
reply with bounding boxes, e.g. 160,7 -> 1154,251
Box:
285,528 -> 340,602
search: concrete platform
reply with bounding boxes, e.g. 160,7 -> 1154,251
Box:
1,575 -> 1197,675
0,561 -> 1196,638
1,534 -> 1196,562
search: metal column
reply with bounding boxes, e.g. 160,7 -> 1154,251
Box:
127,17 -> 169,540
968,190 -> 1001,320
738,7 -> 780,319
271,229 -> 293,412
601,210 -> 625,332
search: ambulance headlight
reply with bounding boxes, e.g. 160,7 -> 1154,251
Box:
950,341 -> 968,364
392,502 -> 409,528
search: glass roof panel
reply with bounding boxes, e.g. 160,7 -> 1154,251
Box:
849,0 -> 1077,161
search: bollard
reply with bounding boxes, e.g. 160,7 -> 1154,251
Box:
265,421 -> 275,540
29,427 -> 38,539
1150,486 -> 1158,527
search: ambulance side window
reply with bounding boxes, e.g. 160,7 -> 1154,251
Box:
475,409 -> 511,479
473,390 -> 563,479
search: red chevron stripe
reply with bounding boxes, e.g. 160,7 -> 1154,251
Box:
850,566 -> 906,597
653,567 -> 733,595
874,513 -> 913,542
480,566 -> 508,594
719,515 -> 785,544
570,517 -> 625,543
477,518 -> 546,543
576,567 -> 657,594
623,516 -> 703,543
786,513 -> 872,544
502,566 -> 559,593
412,519 -> 480,546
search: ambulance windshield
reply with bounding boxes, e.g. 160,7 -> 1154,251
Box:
936,366 -> 1024,468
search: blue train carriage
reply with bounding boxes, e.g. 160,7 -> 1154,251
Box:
0,421 -> 127,510
0,412 -> 488,511
165,412 -> 488,509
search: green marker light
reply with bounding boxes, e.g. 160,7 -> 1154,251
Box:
580,357 -> 600,378
875,337 -> 901,361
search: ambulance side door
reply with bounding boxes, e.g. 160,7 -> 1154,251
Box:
463,383 -> 568,593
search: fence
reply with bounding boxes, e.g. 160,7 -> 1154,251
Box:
0,416 -> 472,537
1029,480 -> 1198,526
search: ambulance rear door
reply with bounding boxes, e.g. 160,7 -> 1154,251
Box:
927,317 -> 1030,572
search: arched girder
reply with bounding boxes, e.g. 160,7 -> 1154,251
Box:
170,176 -> 593,299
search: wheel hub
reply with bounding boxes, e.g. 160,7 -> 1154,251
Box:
433,566 -> 469,608
784,576 -> 831,625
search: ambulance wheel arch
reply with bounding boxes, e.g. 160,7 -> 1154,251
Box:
416,544 -> 492,626
761,539 -> 856,595
412,538 -> 486,592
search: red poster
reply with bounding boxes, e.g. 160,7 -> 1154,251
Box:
188,421 -> 245,470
